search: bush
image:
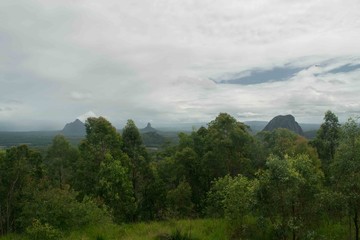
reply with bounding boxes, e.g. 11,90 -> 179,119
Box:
20,185 -> 111,232
26,219 -> 62,240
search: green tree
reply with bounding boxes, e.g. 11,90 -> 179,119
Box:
257,154 -> 323,239
0,145 -> 44,235
166,180 -> 194,218
75,117 -> 128,197
312,110 -> 341,169
205,175 -> 234,218
205,174 -> 259,238
204,113 -> 253,180
331,118 -> 360,240
98,155 -> 135,223
45,135 -> 78,189
122,120 -> 154,220
174,146 -> 204,212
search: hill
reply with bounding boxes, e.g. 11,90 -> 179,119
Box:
263,115 -> 304,135
140,122 -> 157,133
61,119 -> 86,136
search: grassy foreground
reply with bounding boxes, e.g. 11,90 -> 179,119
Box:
0,218 -> 228,240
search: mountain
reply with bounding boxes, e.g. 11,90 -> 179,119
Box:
263,115 -> 304,135
61,119 -> 86,136
140,122 -> 157,133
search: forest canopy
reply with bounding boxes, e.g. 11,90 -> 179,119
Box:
1,111 -> 360,240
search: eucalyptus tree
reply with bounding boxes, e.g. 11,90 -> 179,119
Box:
312,110 -> 341,170
45,135 -> 78,189
257,154 -> 323,240
331,118 -> 360,240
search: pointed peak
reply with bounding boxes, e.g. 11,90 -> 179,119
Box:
74,118 -> 84,124
141,122 -> 157,133
62,118 -> 86,136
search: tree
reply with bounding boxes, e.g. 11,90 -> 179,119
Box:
257,154 -> 323,239
122,119 -> 162,221
204,113 -> 253,180
312,110 -> 341,169
174,147 -> 203,209
98,155 -> 135,223
166,180 -> 194,218
45,135 -> 78,189
331,118 -> 360,240
75,117 -> 128,197
0,145 -> 44,235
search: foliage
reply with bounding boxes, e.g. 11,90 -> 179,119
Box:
19,183 -> 111,231
204,113 -> 253,178
331,117 -> 360,239
2,112 -> 360,239
166,180 -> 194,218
75,117 -> 127,196
0,145 -> 44,234
26,219 -> 62,240
98,155 -> 135,223
205,175 -> 259,238
122,119 -> 158,221
256,154 -> 323,239
45,135 -> 79,188
312,110 -> 341,168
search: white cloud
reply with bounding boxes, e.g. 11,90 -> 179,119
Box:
1,0 -> 360,129
77,111 -> 98,122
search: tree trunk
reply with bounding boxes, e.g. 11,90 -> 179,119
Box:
292,203 -> 296,240
0,204 -> 3,235
350,215 -> 353,240
354,210 -> 359,240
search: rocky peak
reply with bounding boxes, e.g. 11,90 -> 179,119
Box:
141,122 -> 157,133
263,114 -> 304,135
61,119 -> 86,136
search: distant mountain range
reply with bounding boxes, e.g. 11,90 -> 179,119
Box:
0,115 -> 322,149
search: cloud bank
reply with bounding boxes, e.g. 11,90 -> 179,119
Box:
1,0 -> 360,130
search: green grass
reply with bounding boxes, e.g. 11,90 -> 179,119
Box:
0,218 -> 228,240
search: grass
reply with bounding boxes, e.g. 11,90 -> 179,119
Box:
0,218 -> 228,240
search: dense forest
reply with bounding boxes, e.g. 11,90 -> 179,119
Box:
0,111 -> 359,240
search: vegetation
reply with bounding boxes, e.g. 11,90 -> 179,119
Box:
1,111 -> 360,239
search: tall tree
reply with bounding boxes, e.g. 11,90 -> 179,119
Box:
122,119 -> 157,220
312,110 -> 341,169
75,117 -> 129,199
331,118 -> 360,240
0,145 -> 43,235
122,120 -> 148,198
45,135 -> 78,189
98,155 -> 135,223
204,113 -> 253,179
257,154 -> 323,239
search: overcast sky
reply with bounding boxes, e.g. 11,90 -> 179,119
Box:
1,0 -> 360,130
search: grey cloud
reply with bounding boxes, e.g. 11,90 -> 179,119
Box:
217,66 -> 303,85
328,64 -> 360,74
1,0 -> 360,129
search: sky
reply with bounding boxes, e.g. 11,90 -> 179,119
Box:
1,0 -> 360,130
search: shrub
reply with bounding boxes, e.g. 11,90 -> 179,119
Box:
26,219 -> 62,240
20,185 -> 111,232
